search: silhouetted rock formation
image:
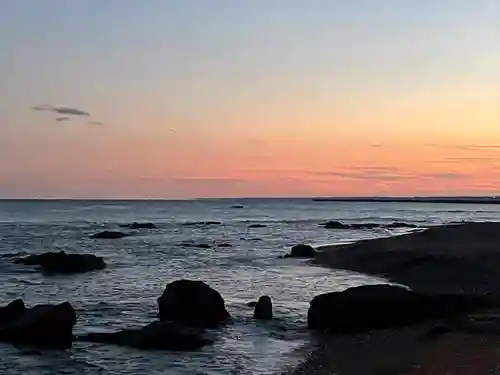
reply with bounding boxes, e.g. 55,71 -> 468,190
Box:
284,244 -> 316,258
158,280 -> 230,328
0,299 -> 76,348
90,231 -> 129,239
248,224 -> 267,228
119,222 -> 157,229
307,284 -> 497,333
79,321 -> 210,351
253,296 -> 273,320
231,205 -> 244,209
14,251 -> 106,274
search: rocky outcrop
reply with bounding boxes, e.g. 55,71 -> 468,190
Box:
119,222 -> 157,229
284,244 -> 316,258
158,280 -> 230,328
182,221 -> 222,227
90,231 -> 129,239
253,296 -> 273,320
0,299 -> 76,348
79,321 -> 210,351
307,284 -> 497,333
14,251 -> 106,274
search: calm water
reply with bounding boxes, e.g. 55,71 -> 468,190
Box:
1,199 -> 499,375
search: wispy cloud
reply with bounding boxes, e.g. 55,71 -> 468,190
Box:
87,121 -> 104,125
32,104 -> 90,116
55,117 -> 70,122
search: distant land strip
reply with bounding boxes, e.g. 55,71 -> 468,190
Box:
312,197 -> 500,204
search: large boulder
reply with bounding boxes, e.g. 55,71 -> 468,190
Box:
14,251 -> 106,274
157,280 -> 230,328
307,284 -> 497,333
285,244 -> 316,258
90,231 -> 129,239
253,296 -> 273,320
0,300 -> 76,348
79,321 -> 210,351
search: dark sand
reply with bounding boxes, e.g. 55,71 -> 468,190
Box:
283,222 -> 500,374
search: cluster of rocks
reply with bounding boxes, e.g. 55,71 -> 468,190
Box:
2,276 -> 495,352
14,251 -> 106,274
0,279 -> 275,351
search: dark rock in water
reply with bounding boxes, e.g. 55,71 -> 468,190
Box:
248,224 -> 267,228
284,244 -> 316,258
79,321 -> 210,351
90,231 -> 129,239
1,252 -> 27,258
253,296 -> 273,320
231,205 -> 244,209
307,284 -> 497,333
217,243 -> 232,248
14,251 -> 106,274
181,243 -> 212,249
0,300 -> 76,348
247,301 -> 258,308
120,222 -> 157,229
323,221 -> 351,229
158,280 -> 230,328
0,299 -> 26,325
322,221 -> 381,229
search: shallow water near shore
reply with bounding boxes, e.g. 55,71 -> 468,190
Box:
1,198 -> 500,374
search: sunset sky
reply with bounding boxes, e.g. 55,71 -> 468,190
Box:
1,0 -> 499,198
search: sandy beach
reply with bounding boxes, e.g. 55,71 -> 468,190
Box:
284,222 -> 500,375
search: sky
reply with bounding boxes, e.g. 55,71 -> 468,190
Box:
0,0 -> 499,198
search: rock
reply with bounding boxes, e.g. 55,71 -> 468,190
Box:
323,221 -> 350,229
90,231 -> 129,239
79,321 -> 210,351
217,243 -> 232,248
231,205 -> 244,209
158,280 -> 230,328
322,221 -> 381,229
284,244 -> 316,258
120,222 -> 157,229
181,243 -> 212,249
0,300 -> 76,348
307,284 -> 497,333
14,251 -> 106,274
0,299 -> 26,325
248,224 -> 267,228
247,301 -> 258,308
253,296 -> 273,320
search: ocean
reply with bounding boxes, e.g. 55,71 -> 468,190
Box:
1,198 -> 499,375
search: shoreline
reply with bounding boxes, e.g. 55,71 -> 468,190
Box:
283,221 -> 500,374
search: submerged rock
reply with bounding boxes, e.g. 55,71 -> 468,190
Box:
248,224 -> 267,228
386,222 -> 418,229
247,301 -> 258,308
217,243 -> 232,248
0,299 -> 76,348
284,244 -> 316,258
158,280 -> 230,328
253,296 -> 273,320
14,251 -> 106,274
307,284 -> 497,333
79,321 -> 210,351
182,221 -> 222,227
231,205 -> 244,209
180,243 -> 212,249
120,222 -> 157,229
90,231 -> 129,239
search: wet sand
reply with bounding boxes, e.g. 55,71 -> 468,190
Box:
283,222 -> 500,374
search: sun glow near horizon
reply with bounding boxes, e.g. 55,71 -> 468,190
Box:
0,1 -> 499,198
